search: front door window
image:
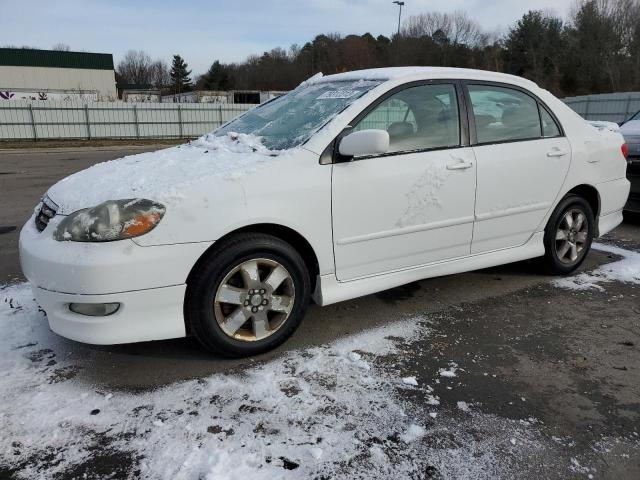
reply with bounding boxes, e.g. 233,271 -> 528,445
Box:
353,84 -> 460,155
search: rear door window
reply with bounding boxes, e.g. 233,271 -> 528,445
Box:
468,85 -> 542,144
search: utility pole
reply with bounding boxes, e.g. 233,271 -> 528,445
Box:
393,1 -> 405,37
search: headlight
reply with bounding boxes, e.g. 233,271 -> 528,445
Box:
54,199 -> 166,242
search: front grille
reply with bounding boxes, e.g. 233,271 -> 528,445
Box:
35,195 -> 58,232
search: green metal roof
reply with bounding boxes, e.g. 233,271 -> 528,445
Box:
0,48 -> 114,70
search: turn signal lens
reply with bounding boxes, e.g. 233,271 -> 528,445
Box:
122,211 -> 163,237
622,143 -> 629,160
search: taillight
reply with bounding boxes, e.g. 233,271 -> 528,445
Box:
622,143 -> 629,159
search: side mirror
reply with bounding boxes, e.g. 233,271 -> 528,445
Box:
338,129 -> 389,158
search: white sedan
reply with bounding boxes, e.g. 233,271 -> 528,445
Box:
20,67 -> 630,357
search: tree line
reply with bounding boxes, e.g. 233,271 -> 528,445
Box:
116,0 -> 640,97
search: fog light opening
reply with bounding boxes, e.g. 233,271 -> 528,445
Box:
69,302 -> 120,317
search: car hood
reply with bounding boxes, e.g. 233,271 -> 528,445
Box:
46,133 -> 294,214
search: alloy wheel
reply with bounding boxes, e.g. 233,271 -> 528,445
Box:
214,258 -> 295,342
554,208 -> 589,264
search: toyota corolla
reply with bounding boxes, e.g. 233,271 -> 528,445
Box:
20,67 -> 630,357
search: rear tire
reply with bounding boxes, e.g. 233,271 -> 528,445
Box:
185,233 -> 311,357
542,195 -> 594,275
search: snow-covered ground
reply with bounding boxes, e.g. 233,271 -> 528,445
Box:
553,243 -> 640,291
2,241 -> 639,478
1,285 -> 551,479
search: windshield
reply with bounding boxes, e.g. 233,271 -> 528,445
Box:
214,80 -> 382,150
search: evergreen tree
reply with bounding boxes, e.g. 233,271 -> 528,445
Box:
502,11 -> 566,94
198,60 -> 232,91
170,54 -> 192,94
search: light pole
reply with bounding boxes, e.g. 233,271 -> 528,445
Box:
393,1 -> 405,37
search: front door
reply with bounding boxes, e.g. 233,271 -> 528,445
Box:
332,82 -> 477,281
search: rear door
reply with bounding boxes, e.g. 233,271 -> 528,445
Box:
465,83 -> 571,254
331,82 -> 477,281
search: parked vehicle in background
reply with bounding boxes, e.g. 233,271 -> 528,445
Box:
20,67 -> 630,357
619,111 -> 640,213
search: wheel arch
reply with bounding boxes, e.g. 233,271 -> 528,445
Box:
565,184 -> 601,235
185,222 -> 321,295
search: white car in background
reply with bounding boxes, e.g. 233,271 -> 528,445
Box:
20,67 -> 630,357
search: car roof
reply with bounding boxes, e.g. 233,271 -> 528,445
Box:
312,67 -> 539,91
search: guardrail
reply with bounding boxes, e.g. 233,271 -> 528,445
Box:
0,101 -> 254,141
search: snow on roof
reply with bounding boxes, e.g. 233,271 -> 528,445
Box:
313,67 -> 539,90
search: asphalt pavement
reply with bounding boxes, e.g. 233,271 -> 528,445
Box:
1,146 -> 639,478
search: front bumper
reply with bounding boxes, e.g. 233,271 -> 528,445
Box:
33,284 -> 187,344
19,215 -> 213,344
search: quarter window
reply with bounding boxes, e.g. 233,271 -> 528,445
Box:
540,106 -> 561,137
468,85 -> 544,143
353,84 -> 460,154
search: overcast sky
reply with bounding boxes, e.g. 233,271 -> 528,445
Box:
2,0 -> 575,75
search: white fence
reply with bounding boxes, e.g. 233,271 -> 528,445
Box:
3,92 -> 640,141
563,92 -> 640,123
0,101 -> 254,141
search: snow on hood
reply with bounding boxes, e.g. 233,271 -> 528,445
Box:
47,133 -> 292,214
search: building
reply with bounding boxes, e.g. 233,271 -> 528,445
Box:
0,48 -> 117,102
117,84 -> 162,103
160,90 -> 287,104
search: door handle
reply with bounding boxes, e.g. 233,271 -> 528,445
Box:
446,161 -> 473,170
547,149 -> 569,157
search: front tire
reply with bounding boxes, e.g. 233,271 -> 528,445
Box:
543,195 -> 594,275
185,233 -> 311,357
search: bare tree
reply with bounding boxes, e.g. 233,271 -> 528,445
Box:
149,60 -> 170,89
402,11 -> 484,46
51,43 -> 71,51
117,50 -> 153,85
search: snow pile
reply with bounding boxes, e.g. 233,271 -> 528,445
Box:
438,362 -> 460,378
402,376 -> 419,386
400,424 -> 426,443
192,131 -> 274,154
552,243 -> 640,291
48,133 -> 291,214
